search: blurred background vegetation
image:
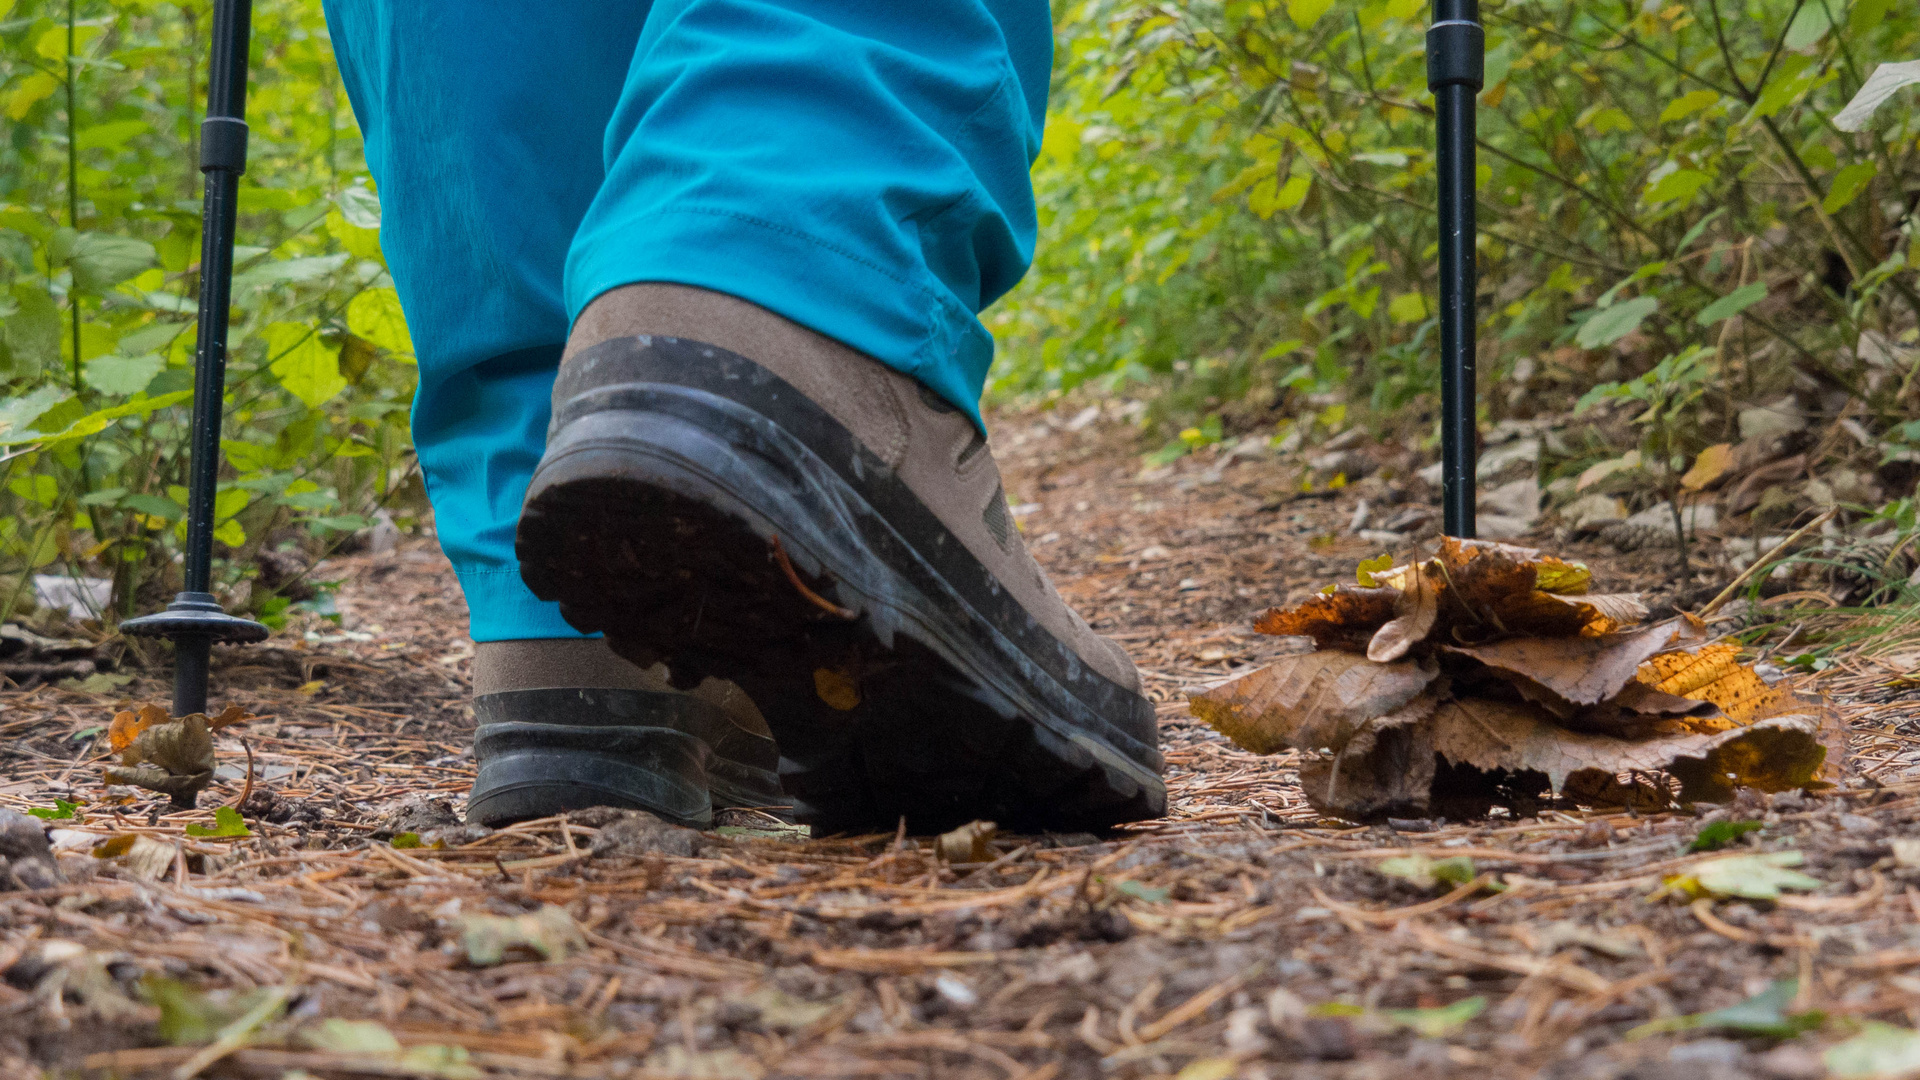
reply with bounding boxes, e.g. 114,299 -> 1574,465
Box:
0,0 -> 1917,634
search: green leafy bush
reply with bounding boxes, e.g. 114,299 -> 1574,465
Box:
0,0 -> 417,625
994,0 -> 1920,450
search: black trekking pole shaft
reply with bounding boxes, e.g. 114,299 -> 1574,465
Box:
123,0 -> 266,722
1429,0 -> 1482,539
184,0 -> 250,596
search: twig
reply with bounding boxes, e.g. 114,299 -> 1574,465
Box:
226,737 -> 254,811
769,536 -> 857,620
1698,508 -> 1837,618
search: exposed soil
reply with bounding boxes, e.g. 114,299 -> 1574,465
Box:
1,405 -> 1918,1079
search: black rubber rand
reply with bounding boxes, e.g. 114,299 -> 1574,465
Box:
467,686 -> 784,829
516,336 -> 1166,833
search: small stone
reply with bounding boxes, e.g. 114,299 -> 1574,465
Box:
586,809 -> 701,859
1296,1015 -> 1356,1061
1669,1038 -> 1745,1066
1838,813 -> 1881,835
1224,1006 -> 1271,1058
1738,398 -> 1807,441
1754,1044 -> 1825,1080
1307,450 -> 1376,481
0,809 -> 61,892
1559,493 -> 1628,533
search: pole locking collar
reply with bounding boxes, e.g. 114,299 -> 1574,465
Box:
199,116 -> 249,175
1426,20 -> 1485,91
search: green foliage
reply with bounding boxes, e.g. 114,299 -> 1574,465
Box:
183,804 -> 249,837
26,797 -> 78,819
0,0 -> 418,625
994,1 -> 1920,450
1627,979 -> 1824,1039
1688,819 -> 1764,851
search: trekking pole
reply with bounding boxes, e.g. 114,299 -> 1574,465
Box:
123,0 -> 266,716
1428,0 -> 1483,538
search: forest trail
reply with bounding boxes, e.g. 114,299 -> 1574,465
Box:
3,404 -> 1920,1079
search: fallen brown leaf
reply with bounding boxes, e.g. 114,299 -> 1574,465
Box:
1194,538 -> 1842,820
1367,562 -> 1438,663
1253,586 -> 1399,650
1446,619 -> 1698,707
1188,651 -> 1437,755
104,712 -> 215,808
1681,444 -> 1734,491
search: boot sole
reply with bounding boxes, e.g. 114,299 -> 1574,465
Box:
468,687 -> 786,828
517,378 -> 1165,832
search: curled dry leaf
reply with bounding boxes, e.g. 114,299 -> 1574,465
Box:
104,711 -> 215,808
107,703 -> 169,753
936,819 -> 998,862
1367,562 -> 1438,663
1253,586 -> 1399,650
1445,618 -> 1700,707
1188,651 -> 1436,755
1427,698 -> 1831,804
1197,537 -> 1843,819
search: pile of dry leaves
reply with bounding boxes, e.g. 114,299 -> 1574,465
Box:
1190,538 -> 1846,820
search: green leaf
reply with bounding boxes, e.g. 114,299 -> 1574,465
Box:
1287,0 -> 1333,29
1274,173 -> 1312,213
265,322 -> 346,408
183,806 -> 251,838
0,390 -> 192,447
335,183 -> 382,230
9,473 -> 57,506
76,119 -> 149,151
1576,296 -> 1660,349
1382,997 -> 1486,1037
82,352 -> 165,397
1356,553 -> 1394,587
122,492 -> 185,521
347,288 -> 413,355
1643,168 -> 1712,206
1752,54 -> 1833,119
1660,89 -> 1721,124
1695,282 -> 1768,326
1827,1023 -> 1920,1079
1782,4 -> 1832,50
1378,854 -> 1478,890
4,286 -> 62,369
1628,980 -> 1822,1040
1387,292 -> 1429,325
296,1018 -> 403,1055
1114,879 -> 1171,904
1689,851 -> 1823,900
65,232 -> 158,291
27,799 -> 79,821
0,386 -> 70,442
232,253 -> 350,292
1822,162 -> 1879,215
1689,820 -> 1764,852
390,832 -> 423,849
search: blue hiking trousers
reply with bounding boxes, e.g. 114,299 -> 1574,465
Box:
322,1 -> 1051,641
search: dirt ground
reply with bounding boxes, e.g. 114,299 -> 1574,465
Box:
2,404 -> 1919,1079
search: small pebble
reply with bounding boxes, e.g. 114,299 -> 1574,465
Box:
1669,1038 -> 1745,1066
1839,813 -> 1880,835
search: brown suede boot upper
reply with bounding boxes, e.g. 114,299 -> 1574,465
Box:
474,637 -> 773,737
564,283 -> 1141,695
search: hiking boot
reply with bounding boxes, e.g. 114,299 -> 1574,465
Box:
516,285 -> 1165,832
467,636 -> 785,828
